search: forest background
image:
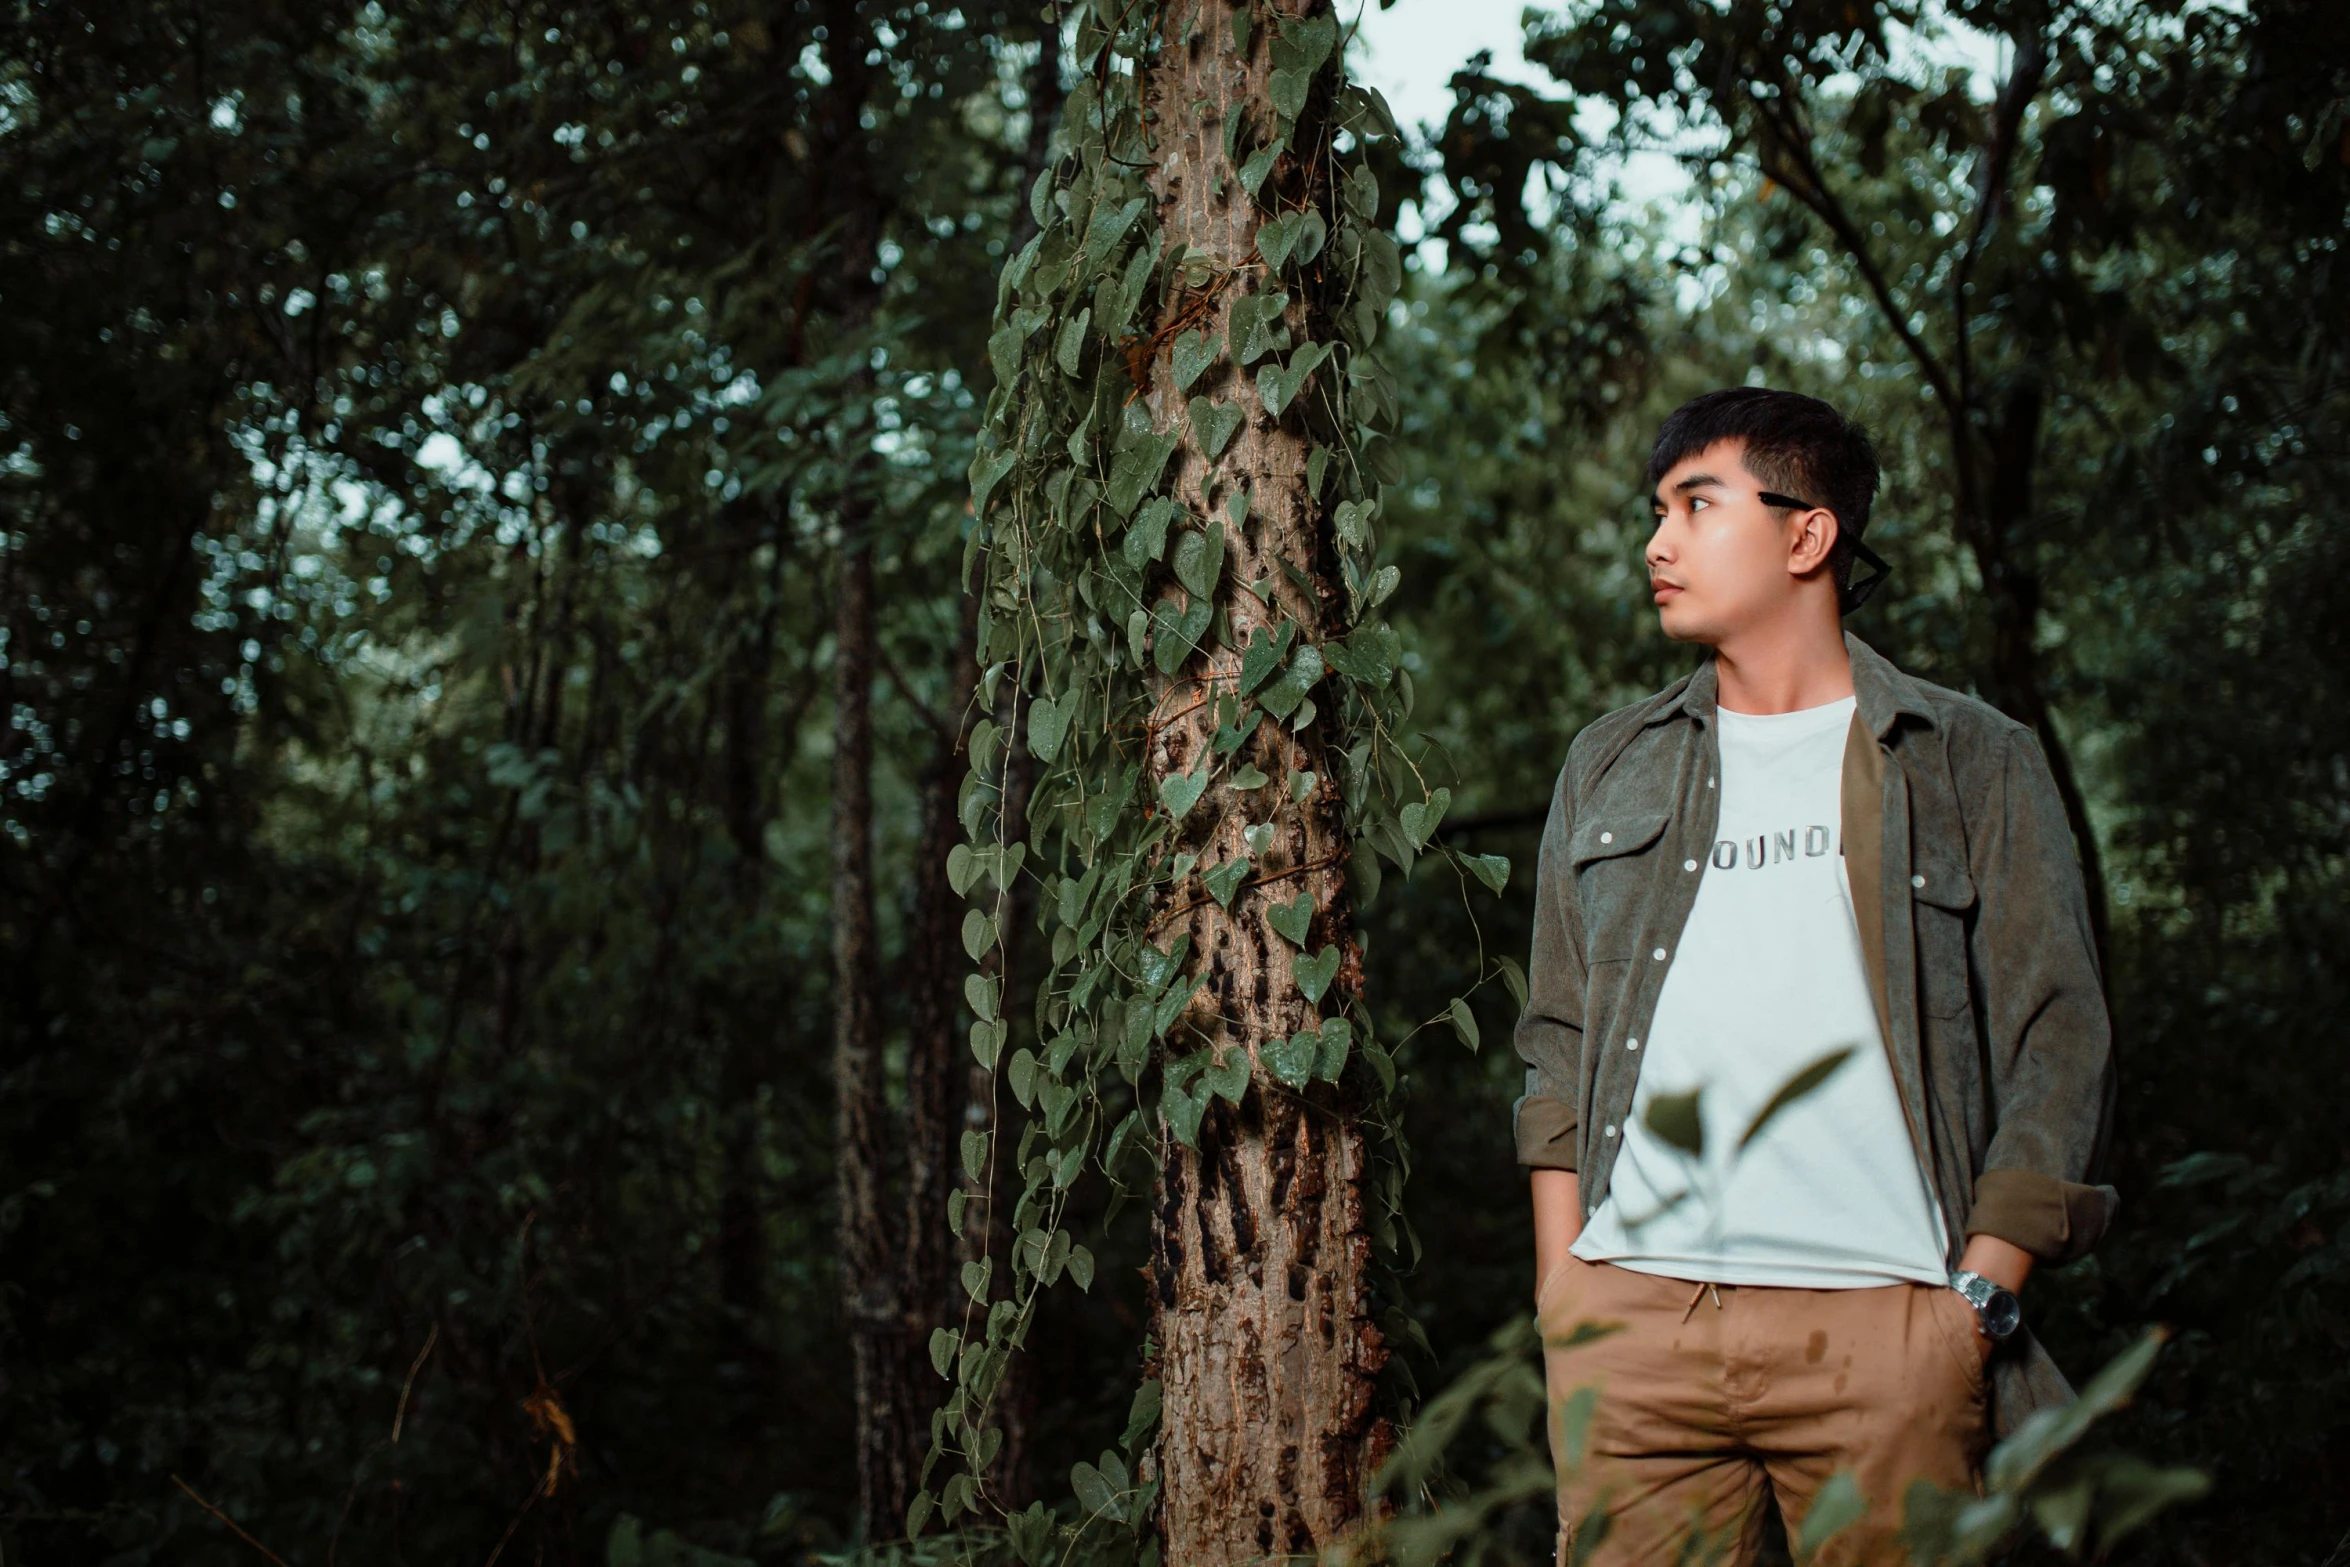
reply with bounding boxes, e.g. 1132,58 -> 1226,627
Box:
3,0 -> 2346,1563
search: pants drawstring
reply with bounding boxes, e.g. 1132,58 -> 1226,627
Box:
1679,1280 -> 1724,1323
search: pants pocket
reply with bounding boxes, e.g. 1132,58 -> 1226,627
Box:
1924,1284 -> 1989,1394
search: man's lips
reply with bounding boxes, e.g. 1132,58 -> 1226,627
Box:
1650,579 -> 1682,602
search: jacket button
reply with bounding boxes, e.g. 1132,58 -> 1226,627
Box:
1627,1037 -> 1640,1052
1652,947 -> 1667,961
1911,874 -> 1926,888
1683,859 -> 1697,872
1603,1123 -> 1618,1138
1599,831 -> 1613,844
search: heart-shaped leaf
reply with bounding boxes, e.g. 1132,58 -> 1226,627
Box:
1079,194 -> 1148,271
1211,706 -> 1263,756
1151,595 -> 1213,676
1314,1016 -> 1354,1081
1256,212 -> 1304,274
969,1018 -> 1004,1070
1290,211 -> 1328,268
1270,65 -> 1312,121
1295,945 -> 1340,1005
1238,624 -> 1286,694
1123,495 -> 1176,567
1468,852 -> 1511,894
1258,643 -> 1324,720
1027,694 -> 1070,761
965,973 -> 1000,1022
1158,761 -> 1210,821
1173,525 -> 1225,601
1242,821 -> 1275,858
946,842 -> 976,896
1188,396 -> 1246,461
1202,1050 -> 1251,1105
1107,431 -> 1180,517
962,908 -> 996,961
970,448 -> 1017,516
1163,1084 -> 1204,1148
1153,971 -> 1207,1035
1288,768 -> 1317,803
1257,340 -> 1331,418
1232,290 -> 1291,364
931,1327 -> 959,1379
1170,328 -> 1218,391
1265,1028 -> 1319,1089
1447,996 -> 1481,1052
1226,485 -> 1252,530
1305,444 -> 1332,497
1230,763 -> 1269,791
1007,1047 -> 1037,1107
1333,498 -> 1375,548
1237,143 -> 1281,198
1399,785 -> 1452,848
1071,1459 -> 1127,1524
1202,855 -> 1252,907
1281,13 -> 1339,72
962,1256 -> 993,1302
1267,892 -> 1313,947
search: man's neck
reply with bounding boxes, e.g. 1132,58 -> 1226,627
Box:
1710,616 -> 1855,715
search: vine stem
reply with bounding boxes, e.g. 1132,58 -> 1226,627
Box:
1144,850 -> 1348,933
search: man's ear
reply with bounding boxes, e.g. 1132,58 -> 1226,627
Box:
1788,507 -> 1840,576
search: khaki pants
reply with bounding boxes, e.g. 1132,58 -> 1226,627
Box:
1537,1255 -> 1988,1566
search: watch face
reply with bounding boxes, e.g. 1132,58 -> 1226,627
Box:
1983,1288 -> 2023,1340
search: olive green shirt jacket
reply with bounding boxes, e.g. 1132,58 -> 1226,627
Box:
1512,632 -> 2119,1434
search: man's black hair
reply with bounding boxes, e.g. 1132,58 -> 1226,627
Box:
1646,387 -> 1883,606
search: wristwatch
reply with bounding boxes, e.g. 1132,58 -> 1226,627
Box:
1948,1270 -> 2022,1341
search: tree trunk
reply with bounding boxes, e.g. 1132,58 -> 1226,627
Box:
832,518 -> 923,1535
1957,381 -> 2113,974
902,605 -> 977,1480
1140,2 -> 1388,1556
811,0 -> 920,1536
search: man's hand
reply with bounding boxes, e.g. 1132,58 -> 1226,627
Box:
1532,1169 -> 1582,1299
1958,1231 -> 2034,1295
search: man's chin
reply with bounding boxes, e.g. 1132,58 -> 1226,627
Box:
1655,605 -> 1715,645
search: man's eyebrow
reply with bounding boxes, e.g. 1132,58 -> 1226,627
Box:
1650,471 -> 1727,508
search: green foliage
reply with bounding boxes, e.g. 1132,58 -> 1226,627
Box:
1351,1315 -> 2202,1567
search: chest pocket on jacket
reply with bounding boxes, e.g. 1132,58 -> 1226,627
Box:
1911,856 -> 1977,1019
1571,809 -> 1670,964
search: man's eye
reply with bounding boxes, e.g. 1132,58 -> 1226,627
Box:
1690,495 -> 1710,511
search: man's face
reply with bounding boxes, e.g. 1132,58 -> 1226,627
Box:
1644,440 -> 1827,644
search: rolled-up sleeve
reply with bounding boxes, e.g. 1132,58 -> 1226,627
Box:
1961,726 -> 2120,1262
1513,760 -> 1587,1170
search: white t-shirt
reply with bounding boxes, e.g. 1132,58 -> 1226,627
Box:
1572,695 -> 1950,1288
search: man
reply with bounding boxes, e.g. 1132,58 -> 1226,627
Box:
1513,387 -> 2117,1565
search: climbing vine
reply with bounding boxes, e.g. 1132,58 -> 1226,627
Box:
910,1 -> 1516,1556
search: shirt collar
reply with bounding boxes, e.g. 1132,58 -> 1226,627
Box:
1648,631 -> 1935,738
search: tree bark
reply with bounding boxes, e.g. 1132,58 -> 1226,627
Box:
1140,2 -> 1389,1556
901,603 -> 976,1479
812,0 -> 921,1539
